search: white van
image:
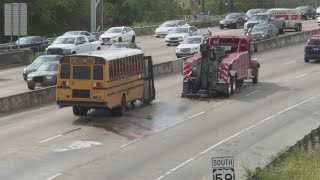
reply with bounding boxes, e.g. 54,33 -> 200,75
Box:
267,8 -> 302,31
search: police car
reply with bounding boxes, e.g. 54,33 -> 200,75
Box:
304,34 -> 320,62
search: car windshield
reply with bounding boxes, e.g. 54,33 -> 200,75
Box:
63,31 -> 81,36
37,63 -> 58,71
53,37 -> 75,44
106,28 -> 122,33
252,25 -> 268,32
225,14 -> 239,20
307,39 -> 320,45
161,21 -> 177,27
246,10 -> 261,17
297,6 -> 309,11
251,15 -> 269,20
171,28 -> 189,33
182,37 -> 202,44
33,56 -> 60,65
15,37 -> 33,45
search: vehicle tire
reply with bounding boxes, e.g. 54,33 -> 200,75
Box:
235,23 -> 240,29
220,25 -> 224,29
131,35 -> 135,43
118,37 -> 122,42
299,24 -> 302,31
304,58 -> 310,63
72,51 -> 76,54
111,95 -> 126,116
305,15 -> 308,20
267,35 -> 270,39
252,68 -> 259,84
73,107 -> 88,116
97,47 -> 101,50
224,75 -> 232,97
313,15 -> 316,20
27,83 -> 35,90
231,75 -> 236,94
166,44 -> 171,46
23,76 -> 27,81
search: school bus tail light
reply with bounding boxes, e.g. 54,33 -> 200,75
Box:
93,82 -> 102,88
60,80 -> 69,87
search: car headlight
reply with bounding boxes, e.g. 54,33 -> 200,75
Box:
220,21 -> 223,24
176,47 -> 180,51
23,68 -> 27,73
192,47 -> 199,50
262,34 -> 265,37
46,75 -> 53,80
62,49 -> 71,54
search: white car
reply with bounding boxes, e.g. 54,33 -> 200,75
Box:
99,27 -> 135,45
176,36 -> 208,58
318,16 -> 320,25
165,26 -> 202,46
63,31 -> 96,42
155,20 -> 188,38
46,35 -> 101,55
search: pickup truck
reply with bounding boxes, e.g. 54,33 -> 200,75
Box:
46,35 -> 101,55
244,13 -> 286,34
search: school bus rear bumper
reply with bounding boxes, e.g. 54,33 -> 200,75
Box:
57,100 -> 107,108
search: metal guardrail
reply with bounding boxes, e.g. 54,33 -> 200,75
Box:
0,18 -> 221,50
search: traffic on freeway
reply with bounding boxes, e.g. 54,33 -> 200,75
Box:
2,2 -> 320,180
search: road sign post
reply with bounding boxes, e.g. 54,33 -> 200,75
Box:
212,157 -> 235,180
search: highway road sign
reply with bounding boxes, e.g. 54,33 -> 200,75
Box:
4,3 -> 27,36
213,169 -> 235,180
212,157 -> 235,180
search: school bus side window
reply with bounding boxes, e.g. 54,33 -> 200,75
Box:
109,61 -> 113,80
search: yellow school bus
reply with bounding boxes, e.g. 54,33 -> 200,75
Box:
56,49 -> 155,116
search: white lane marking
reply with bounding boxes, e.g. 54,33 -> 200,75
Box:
155,94 -> 320,180
46,173 -> 62,180
284,60 -> 296,64
188,112 -> 205,119
295,74 -> 308,79
245,90 -> 261,97
39,135 -> 62,143
120,139 -> 141,148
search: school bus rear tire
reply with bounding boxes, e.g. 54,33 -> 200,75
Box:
73,106 -> 88,116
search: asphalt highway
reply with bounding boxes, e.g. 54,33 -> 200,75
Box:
1,42 -> 320,180
0,20 -> 318,98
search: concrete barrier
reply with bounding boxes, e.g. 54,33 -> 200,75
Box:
0,86 -> 56,114
153,58 -> 184,76
0,49 -> 33,67
252,29 -> 320,52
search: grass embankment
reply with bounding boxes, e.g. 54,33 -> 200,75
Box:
246,148 -> 320,180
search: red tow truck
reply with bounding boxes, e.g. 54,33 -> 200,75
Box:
181,35 -> 260,98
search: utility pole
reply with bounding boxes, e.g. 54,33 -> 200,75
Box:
91,0 -> 103,32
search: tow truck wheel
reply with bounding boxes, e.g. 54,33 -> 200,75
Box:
225,76 -> 232,97
231,75 -> 236,94
253,68 -> 259,84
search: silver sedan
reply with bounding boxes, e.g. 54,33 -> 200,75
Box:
247,23 -> 279,41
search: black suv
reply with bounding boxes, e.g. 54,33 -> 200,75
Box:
304,35 -> 320,62
296,6 -> 316,20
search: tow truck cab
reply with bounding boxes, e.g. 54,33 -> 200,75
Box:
182,35 -> 260,98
